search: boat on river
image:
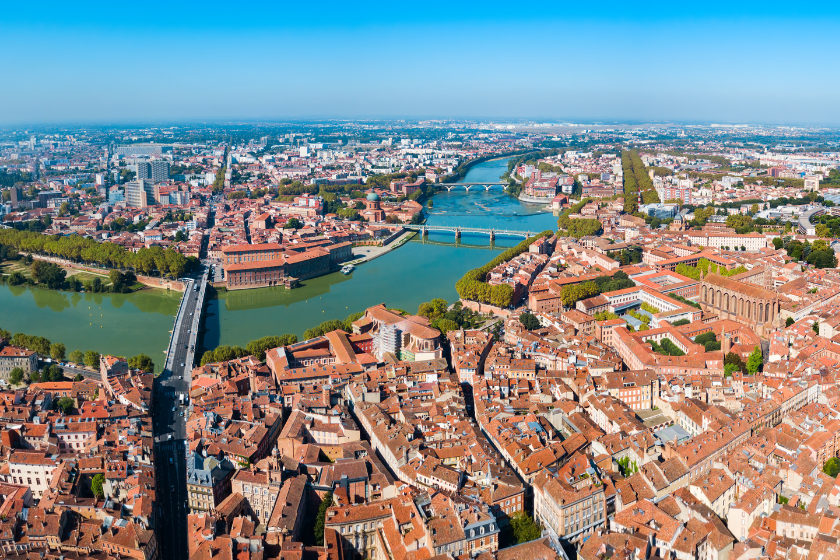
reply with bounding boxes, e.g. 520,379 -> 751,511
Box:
341,265 -> 355,275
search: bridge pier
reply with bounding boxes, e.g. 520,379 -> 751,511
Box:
446,186 -> 453,192
455,228 -> 461,239
489,230 -> 495,241
422,227 -> 427,237
464,186 -> 471,191
485,186 -> 491,191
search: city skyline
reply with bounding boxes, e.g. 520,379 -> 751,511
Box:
2,0 -> 840,125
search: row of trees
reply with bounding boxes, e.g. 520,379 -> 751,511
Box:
199,334 -> 299,366
304,312 -> 365,340
455,231 -> 554,308
649,338 -> 685,356
0,328 -> 115,372
621,150 -> 660,214
0,229 -> 196,279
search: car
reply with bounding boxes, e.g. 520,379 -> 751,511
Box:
168,434 -> 173,440
169,457 -> 173,465
172,407 -> 176,412
181,363 -> 185,367
171,485 -> 175,492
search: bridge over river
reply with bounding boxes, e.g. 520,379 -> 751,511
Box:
404,224 -> 533,240
437,182 -> 509,191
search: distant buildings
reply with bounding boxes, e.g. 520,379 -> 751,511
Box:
125,179 -> 160,208
137,159 -> 170,183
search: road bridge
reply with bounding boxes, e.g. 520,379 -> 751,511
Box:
404,224 -> 533,240
152,266 -> 209,560
437,182 -> 509,192
413,237 -> 500,250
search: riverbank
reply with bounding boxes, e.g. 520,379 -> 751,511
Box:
345,230 -> 417,265
11,253 -> 187,292
517,193 -> 554,205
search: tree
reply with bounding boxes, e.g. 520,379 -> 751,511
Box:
786,317 -> 795,327
508,511 -> 541,544
824,457 -> 840,478
560,281 -> 599,307
726,214 -> 753,232
313,491 -> 333,545
245,335 -> 298,361
433,318 -> 460,336
56,396 -> 74,414
772,237 -> 783,250
418,298 -> 448,320
128,354 -> 155,373
489,284 -> 515,308
50,342 -> 66,361
84,350 -> 100,368
813,322 -> 820,334
199,345 -> 250,366
31,260 -> 67,290
284,217 -> 303,230
724,352 -> 747,374
9,367 -> 24,385
44,364 -> 64,382
519,312 -> 540,331
304,319 -> 348,341
746,346 -> 763,375
91,473 -> 105,499
69,350 -> 84,365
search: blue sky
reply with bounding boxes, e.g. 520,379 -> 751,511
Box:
2,1 -> 839,125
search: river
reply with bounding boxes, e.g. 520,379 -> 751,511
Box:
202,157 -> 558,346
0,283 -> 181,366
0,157 -> 558,360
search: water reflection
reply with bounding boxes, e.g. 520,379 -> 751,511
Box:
7,284 -> 26,297
31,287 -> 70,312
218,272 -> 353,312
0,283 -> 180,366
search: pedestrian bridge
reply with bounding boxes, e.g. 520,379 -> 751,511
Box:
404,224 -> 533,240
438,182 -> 509,192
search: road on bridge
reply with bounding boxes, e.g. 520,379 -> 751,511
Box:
152,263 -> 208,560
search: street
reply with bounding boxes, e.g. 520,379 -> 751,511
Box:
152,265 -> 208,560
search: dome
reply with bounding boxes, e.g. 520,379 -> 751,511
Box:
366,192 -> 380,201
